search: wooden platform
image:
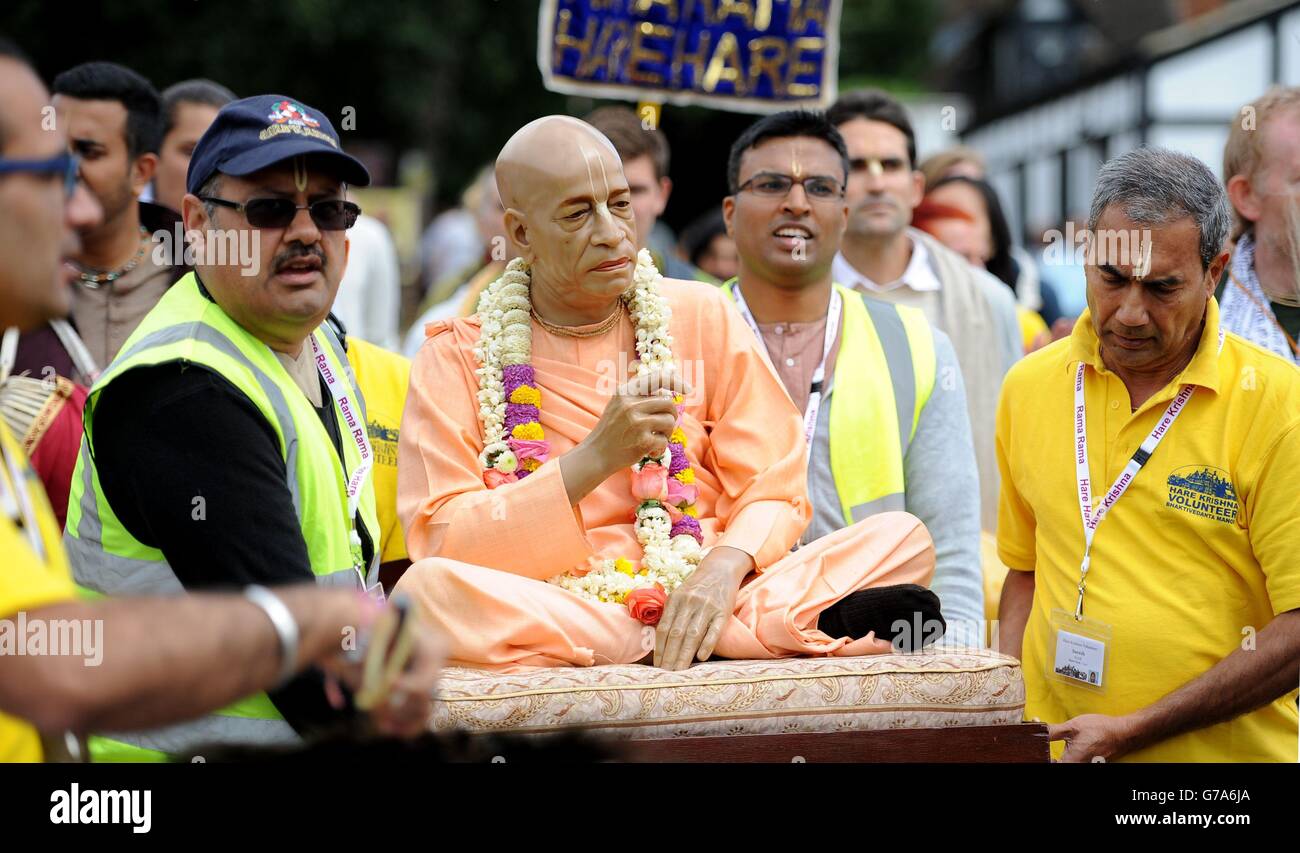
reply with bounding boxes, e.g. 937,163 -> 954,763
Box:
625,723 -> 1050,762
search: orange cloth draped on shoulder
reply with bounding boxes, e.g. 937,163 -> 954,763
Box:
396,279 -> 935,671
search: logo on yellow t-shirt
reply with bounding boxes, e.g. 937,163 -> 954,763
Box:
1165,466 -> 1239,525
367,418 -> 399,469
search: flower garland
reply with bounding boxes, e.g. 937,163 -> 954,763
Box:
474,249 -> 703,624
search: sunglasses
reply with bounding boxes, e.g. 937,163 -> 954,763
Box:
0,151 -> 81,199
200,196 -> 361,230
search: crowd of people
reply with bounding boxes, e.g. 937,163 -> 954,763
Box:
1,37 -> 1298,764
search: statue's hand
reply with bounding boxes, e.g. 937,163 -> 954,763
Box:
654,546 -> 752,671
585,367 -> 692,474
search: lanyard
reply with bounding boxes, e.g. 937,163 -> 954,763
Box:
1071,330 -> 1223,619
732,284 -> 841,445
308,333 -> 373,578
0,439 -> 45,564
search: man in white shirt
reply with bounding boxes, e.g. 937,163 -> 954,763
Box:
832,226 -> 943,295
334,212 -> 401,351
827,89 -> 1021,532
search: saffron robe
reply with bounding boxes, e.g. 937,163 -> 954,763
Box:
396,279 -> 935,671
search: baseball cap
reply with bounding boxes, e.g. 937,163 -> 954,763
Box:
186,94 -> 370,195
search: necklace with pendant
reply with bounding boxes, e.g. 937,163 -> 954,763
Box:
75,225 -> 150,288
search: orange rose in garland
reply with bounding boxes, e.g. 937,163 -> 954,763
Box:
626,584 -> 668,625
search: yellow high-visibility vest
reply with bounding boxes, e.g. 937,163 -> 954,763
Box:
64,273 -> 380,761
722,280 -> 936,522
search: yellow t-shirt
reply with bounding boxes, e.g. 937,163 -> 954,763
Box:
0,421 -> 77,762
997,299 -> 1300,762
346,338 -> 411,565
1017,306 -> 1049,353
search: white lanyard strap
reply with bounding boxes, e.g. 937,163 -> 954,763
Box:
308,333 -> 373,570
0,440 -> 45,563
1072,330 -> 1224,618
733,284 -> 841,445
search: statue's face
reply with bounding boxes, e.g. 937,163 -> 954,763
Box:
504,125 -> 639,303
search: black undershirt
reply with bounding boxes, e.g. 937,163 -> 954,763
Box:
91,351 -> 372,735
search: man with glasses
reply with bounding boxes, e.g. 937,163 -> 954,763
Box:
63,95 -> 401,760
828,90 -> 1021,535
0,145 -> 83,327
718,110 -> 981,648
8,64 -> 184,533
0,46 -> 439,764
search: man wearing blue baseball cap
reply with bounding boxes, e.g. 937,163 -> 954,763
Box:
61,94 -> 416,761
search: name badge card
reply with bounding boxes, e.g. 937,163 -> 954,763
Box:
1047,608 -> 1111,693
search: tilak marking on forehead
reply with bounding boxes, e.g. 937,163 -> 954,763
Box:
580,143 -> 612,215
790,138 -> 803,179
293,156 -> 308,192
1133,235 -> 1153,280
867,158 -> 884,178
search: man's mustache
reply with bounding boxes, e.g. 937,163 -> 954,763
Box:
272,244 -> 326,272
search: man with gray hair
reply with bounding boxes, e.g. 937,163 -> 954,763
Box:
996,146 -> 1300,762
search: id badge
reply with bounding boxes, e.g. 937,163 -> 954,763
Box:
354,563 -> 386,602
1046,608 -> 1111,693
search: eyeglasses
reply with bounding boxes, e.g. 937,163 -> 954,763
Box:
199,196 -> 361,230
0,151 -> 81,199
736,173 -> 845,201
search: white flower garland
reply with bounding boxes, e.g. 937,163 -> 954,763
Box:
474,249 -> 703,606
473,262 -> 532,472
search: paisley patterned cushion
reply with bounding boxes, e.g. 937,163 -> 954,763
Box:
432,648 -> 1025,739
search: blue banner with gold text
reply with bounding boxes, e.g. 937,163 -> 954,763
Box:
538,0 -> 841,113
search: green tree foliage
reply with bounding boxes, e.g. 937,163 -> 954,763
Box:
4,0 -> 936,211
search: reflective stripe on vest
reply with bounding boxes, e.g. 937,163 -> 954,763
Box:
62,274 -> 381,759
64,319 -> 374,592
99,712 -> 299,756
721,280 -> 935,525
831,287 -> 935,524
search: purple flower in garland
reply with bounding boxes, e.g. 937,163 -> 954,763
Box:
503,404 -> 540,432
669,514 -> 703,544
502,363 -> 535,395
667,443 -> 688,475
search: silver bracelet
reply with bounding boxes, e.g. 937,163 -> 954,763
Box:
244,585 -> 300,688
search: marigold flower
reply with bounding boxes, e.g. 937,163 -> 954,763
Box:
511,422 -> 545,440
508,385 -> 542,406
